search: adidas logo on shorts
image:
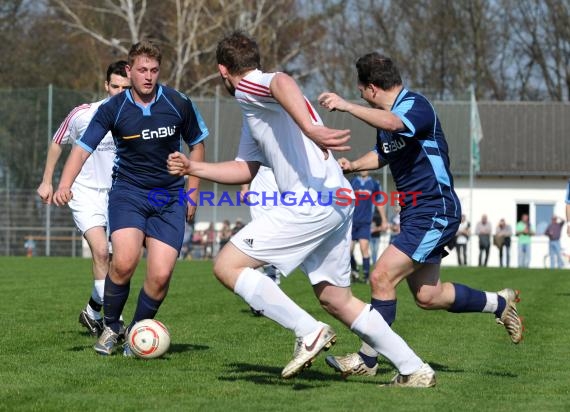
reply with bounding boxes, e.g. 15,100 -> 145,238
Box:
243,238 -> 254,247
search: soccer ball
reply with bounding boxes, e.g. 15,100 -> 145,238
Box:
127,319 -> 171,359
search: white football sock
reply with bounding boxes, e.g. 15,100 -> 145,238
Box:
234,267 -> 319,337
483,292 -> 499,313
359,341 -> 379,358
93,279 -> 105,305
351,304 -> 424,375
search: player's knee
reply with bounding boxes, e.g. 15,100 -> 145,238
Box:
414,290 -> 439,310
368,268 -> 392,289
91,246 -> 109,265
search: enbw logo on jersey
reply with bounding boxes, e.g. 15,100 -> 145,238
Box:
382,136 -> 406,153
142,126 -> 177,140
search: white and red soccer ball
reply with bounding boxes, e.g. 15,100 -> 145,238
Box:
127,319 -> 171,359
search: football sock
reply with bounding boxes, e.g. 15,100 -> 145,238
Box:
362,257 -> 370,279
448,283 -> 487,313
103,274 -> 130,334
357,300 -> 397,364
493,294 -> 507,318
86,297 -> 102,320
234,267 -> 319,337
371,298 -> 397,325
129,288 -> 163,330
93,279 -> 105,304
351,304 -> 424,375
350,255 -> 357,271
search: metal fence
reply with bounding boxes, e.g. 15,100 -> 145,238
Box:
3,85 -> 565,257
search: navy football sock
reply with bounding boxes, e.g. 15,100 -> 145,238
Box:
494,296 -> 507,318
129,288 -> 163,331
103,274 -> 130,333
370,298 -> 397,326
359,352 -> 379,368
362,257 -> 370,279
350,255 -> 357,271
448,283 -> 487,313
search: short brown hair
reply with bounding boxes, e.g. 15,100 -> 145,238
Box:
128,40 -> 162,66
216,31 -> 261,75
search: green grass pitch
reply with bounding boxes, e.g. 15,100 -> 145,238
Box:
1,257 -> 569,411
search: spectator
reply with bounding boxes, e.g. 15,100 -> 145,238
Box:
219,220 -> 233,250
232,218 -> 244,235
389,205 -> 401,244
179,218 -> 195,260
24,236 -> 37,258
475,214 -> 492,267
494,218 -> 513,268
516,213 -> 534,268
455,214 -> 470,266
544,215 -> 565,269
566,179 -> 570,236
203,222 -> 216,259
370,209 -> 383,264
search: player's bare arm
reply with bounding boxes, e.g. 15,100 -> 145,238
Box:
319,91 -> 404,132
338,151 -> 383,174
184,142 -> 205,221
168,152 -> 259,184
53,146 -> 91,206
37,142 -> 64,204
270,73 -> 351,152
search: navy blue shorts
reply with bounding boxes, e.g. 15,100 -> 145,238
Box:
352,222 -> 371,241
108,181 -> 185,252
393,212 -> 459,264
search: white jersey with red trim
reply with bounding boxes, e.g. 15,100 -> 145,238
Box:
53,99 -> 115,189
235,69 -> 349,199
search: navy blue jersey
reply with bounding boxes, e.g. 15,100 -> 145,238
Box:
78,85 -> 208,190
350,175 -> 382,224
375,88 -> 460,219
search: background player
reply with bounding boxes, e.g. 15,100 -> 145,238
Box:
319,52 -> 523,377
348,170 -> 387,283
37,61 -> 130,337
53,41 -> 208,356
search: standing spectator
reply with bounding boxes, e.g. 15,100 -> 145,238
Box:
203,222 -> 216,259
219,220 -> 233,250
516,214 -> 534,268
370,209 -> 383,264
179,218 -> 195,260
566,179 -> 570,237
544,216 -> 565,269
389,205 -> 401,244
455,214 -> 470,266
494,218 -> 513,268
232,218 -> 244,235
53,40 -> 208,356
24,236 -> 37,258
349,171 -> 388,283
475,214 -> 492,267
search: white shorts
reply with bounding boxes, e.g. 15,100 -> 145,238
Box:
231,203 -> 353,287
68,183 -> 110,234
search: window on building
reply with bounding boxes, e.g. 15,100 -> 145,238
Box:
535,203 -> 554,235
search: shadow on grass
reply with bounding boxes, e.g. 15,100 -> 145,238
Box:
68,342 -> 209,354
219,362 -> 381,390
169,343 -> 209,353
